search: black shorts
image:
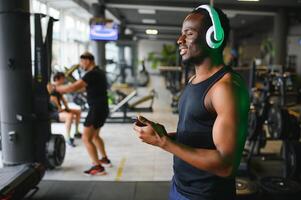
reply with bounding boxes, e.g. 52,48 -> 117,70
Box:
50,111 -> 60,122
84,106 -> 108,129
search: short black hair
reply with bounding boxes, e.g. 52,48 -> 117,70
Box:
190,6 -> 230,51
53,72 -> 65,82
80,52 -> 95,61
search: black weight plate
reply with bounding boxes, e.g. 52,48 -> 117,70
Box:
236,178 -> 258,196
288,141 -> 301,181
46,134 -> 66,168
55,135 -> 66,166
259,176 -> 301,195
281,141 -> 297,179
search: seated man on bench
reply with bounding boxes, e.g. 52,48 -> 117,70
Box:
49,72 -> 82,147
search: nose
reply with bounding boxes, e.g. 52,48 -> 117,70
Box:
177,34 -> 185,46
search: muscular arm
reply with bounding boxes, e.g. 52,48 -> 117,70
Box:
162,82 -> 244,177
56,79 -> 86,94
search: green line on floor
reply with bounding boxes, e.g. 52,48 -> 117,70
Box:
115,157 -> 126,181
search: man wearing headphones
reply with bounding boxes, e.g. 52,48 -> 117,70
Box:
133,5 -> 249,200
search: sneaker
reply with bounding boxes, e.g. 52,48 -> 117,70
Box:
83,165 -> 106,176
99,157 -> 112,168
74,132 -> 82,139
66,138 -> 76,147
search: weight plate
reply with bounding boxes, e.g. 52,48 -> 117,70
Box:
267,106 -> 286,139
236,178 -> 258,196
283,141 -> 301,181
259,176 -> 301,195
46,134 -> 66,169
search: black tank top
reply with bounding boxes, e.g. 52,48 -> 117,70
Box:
50,91 -> 63,109
174,66 -> 236,200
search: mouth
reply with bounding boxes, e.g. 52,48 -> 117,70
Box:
179,48 -> 188,56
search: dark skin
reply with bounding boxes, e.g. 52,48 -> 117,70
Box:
133,12 -> 249,177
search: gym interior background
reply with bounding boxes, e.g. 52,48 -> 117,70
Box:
1,0 -> 301,199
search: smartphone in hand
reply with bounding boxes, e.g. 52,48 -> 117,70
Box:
137,115 -> 168,137
135,116 -> 147,127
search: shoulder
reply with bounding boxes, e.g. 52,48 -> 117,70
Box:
82,69 -> 95,80
211,72 -> 249,108
97,68 -> 106,76
214,71 -> 248,94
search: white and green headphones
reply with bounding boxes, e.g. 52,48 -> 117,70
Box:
194,5 -> 224,49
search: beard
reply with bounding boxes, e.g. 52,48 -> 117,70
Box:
181,41 -> 209,66
182,54 -> 205,66
182,50 -> 209,66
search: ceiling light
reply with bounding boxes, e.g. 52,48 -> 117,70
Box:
138,9 -> 156,14
237,0 -> 260,2
145,29 -> 158,35
142,19 -> 156,24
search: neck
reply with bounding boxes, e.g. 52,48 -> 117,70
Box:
194,52 -> 224,82
87,64 -> 95,71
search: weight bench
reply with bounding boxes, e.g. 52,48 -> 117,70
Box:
0,163 -> 45,199
106,90 -> 137,123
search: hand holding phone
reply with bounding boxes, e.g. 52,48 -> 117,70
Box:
136,115 -> 168,137
135,116 -> 147,127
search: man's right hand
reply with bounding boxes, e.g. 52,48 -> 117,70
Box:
133,116 -> 169,148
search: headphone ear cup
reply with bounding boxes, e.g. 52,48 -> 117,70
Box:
206,26 -> 215,48
206,26 -> 224,49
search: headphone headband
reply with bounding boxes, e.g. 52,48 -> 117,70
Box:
194,5 -> 224,49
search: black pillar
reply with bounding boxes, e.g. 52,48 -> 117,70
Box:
274,8 -> 288,67
0,0 -> 35,165
91,3 -> 106,70
118,21 -> 127,83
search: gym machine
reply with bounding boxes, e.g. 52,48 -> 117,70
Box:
237,61 -> 301,199
0,1 -> 65,198
107,90 -> 138,123
33,13 -> 66,169
114,89 -> 157,112
106,89 -> 157,123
